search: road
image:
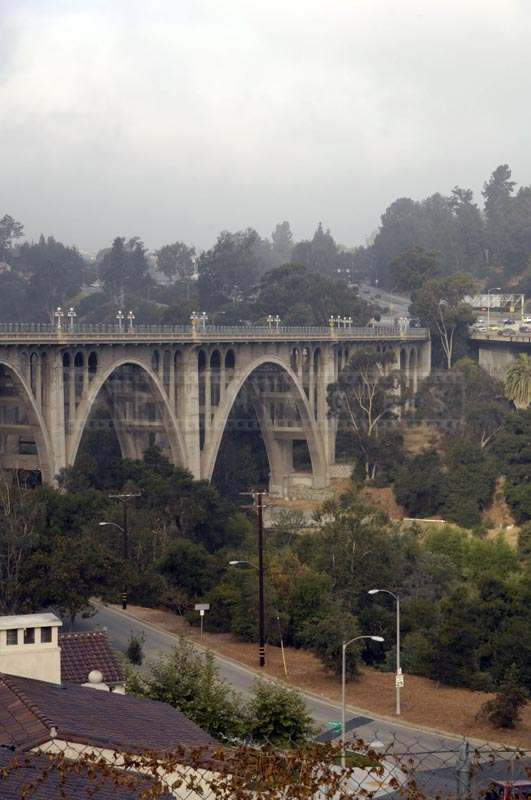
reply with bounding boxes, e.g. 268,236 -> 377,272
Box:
74,604 -> 528,796
359,284 -> 411,323
74,605 -> 458,748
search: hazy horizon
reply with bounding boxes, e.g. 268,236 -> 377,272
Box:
2,0 -> 531,253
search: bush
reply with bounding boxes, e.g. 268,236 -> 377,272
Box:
478,666 -> 528,729
517,522 -> 531,560
300,608 -> 361,679
126,633 -> 145,666
128,638 -> 244,741
246,680 -> 314,747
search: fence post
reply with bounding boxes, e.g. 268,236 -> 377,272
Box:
456,737 -> 471,799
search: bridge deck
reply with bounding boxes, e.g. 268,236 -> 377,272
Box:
0,323 -> 429,345
469,332 -> 531,344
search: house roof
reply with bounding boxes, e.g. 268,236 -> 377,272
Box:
59,631 -> 124,685
0,750 -> 171,799
0,673 -> 215,754
0,612 -> 61,631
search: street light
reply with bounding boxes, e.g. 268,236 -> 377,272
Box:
368,588 -> 401,715
116,310 -> 124,331
487,287 -> 501,331
342,635 -> 384,767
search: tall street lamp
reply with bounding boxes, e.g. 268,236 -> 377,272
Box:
368,588 -> 401,715
342,635 -> 384,767
487,287 -> 501,331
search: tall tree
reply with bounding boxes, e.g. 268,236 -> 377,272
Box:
411,273 -> 476,368
0,215 -> 23,262
155,241 -> 196,283
327,348 -> 403,480
271,221 -> 293,266
504,354 -> 531,410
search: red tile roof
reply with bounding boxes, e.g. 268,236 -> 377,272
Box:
0,673 -> 215,754
59,631 -> 124,685
0,750 -> 172,799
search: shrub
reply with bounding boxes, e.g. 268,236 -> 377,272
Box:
246,680 -> 314,747
126,633 -> 145,666
478,666 -> 528,729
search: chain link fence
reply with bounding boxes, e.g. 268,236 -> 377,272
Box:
0,730 -> 529,799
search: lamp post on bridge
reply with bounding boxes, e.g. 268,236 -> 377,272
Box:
54,307 -> 64,331
127,310 -> 135,332
116,310 -> 124,331
67,307 -> 76,331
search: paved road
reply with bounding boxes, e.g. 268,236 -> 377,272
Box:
74,605 -> 528,797
74,604 -> 459,751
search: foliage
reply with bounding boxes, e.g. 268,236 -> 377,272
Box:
129,639 -> 245,741
327,348 -> 403,481
504,353 -> 531,409
300,607 -> 361,679
155,241 -> 196,282
394,450 -> 447,518
389,247 -> 440,294
246,679 -> 314,747
478,665 -> 528,728
126,633 -> 145,665
517,522 -> 531,560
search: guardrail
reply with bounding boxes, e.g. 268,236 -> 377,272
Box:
469,331 -> 531,344
0,323 -> 429,343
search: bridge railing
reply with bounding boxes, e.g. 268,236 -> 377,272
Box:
0,323 -> 429,340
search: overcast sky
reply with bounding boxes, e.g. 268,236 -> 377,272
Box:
2,0 -> 531,253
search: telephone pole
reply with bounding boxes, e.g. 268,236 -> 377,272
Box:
108,492 -> 140,609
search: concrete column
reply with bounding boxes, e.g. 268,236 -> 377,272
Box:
169,356 -> 175,411
68,362 -> 75,430
35,354 -> 42,409
44,350 -> 67,477
220,363 -> 226,404
204,367 -> 211,448
182,350 -> 201,478
83,356 -> 89,394
308,355 -> 315,415
318,345 -> 336,469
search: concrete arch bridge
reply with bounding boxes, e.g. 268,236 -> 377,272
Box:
0,323 -> 430,495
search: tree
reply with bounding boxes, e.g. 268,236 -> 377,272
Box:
197,229 -> 271,310
155,241 -> 196,284
442,438 -> 497,528
327,348 -> 402,481
253,263 -> 369,326
300,607 -> 361,679
291,223 -> 340,277
271,221 -> 293,266
129,639 -> 244,741
101,236 -> 152,302
394,450 -> 447,518
504,354 -> 531,410
0,214 -> 23,261
246,680 -> 314,747
389,247 -> 440,295
126,633 -> 145,665
411,273 -> 476,368
157,538 -> 216,597
478,665 -> 528,729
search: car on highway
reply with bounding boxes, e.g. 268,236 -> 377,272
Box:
503,319 -> 515,325
409,317 -> 422,328
519,325 -> 531,333
523,316 -> 531,324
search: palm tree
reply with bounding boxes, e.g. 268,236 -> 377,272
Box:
504,353 -> 531,409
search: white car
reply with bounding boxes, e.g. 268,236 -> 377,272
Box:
523,316 -> 531,324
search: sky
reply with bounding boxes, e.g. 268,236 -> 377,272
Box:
2,0 -> 531,254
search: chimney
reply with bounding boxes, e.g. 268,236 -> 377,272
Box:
0,612 -> 62,684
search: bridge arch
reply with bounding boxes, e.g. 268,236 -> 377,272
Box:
0,360 -> 54,483
68,357 -> 187,470
202,354 -> 327,489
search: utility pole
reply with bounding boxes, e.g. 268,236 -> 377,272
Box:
109,493 -> 140,609
256,491 -> 266,668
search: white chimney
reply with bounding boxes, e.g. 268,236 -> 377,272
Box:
0,612 -> 62,684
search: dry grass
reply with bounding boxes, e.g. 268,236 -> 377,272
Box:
116,603 -> 531,748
